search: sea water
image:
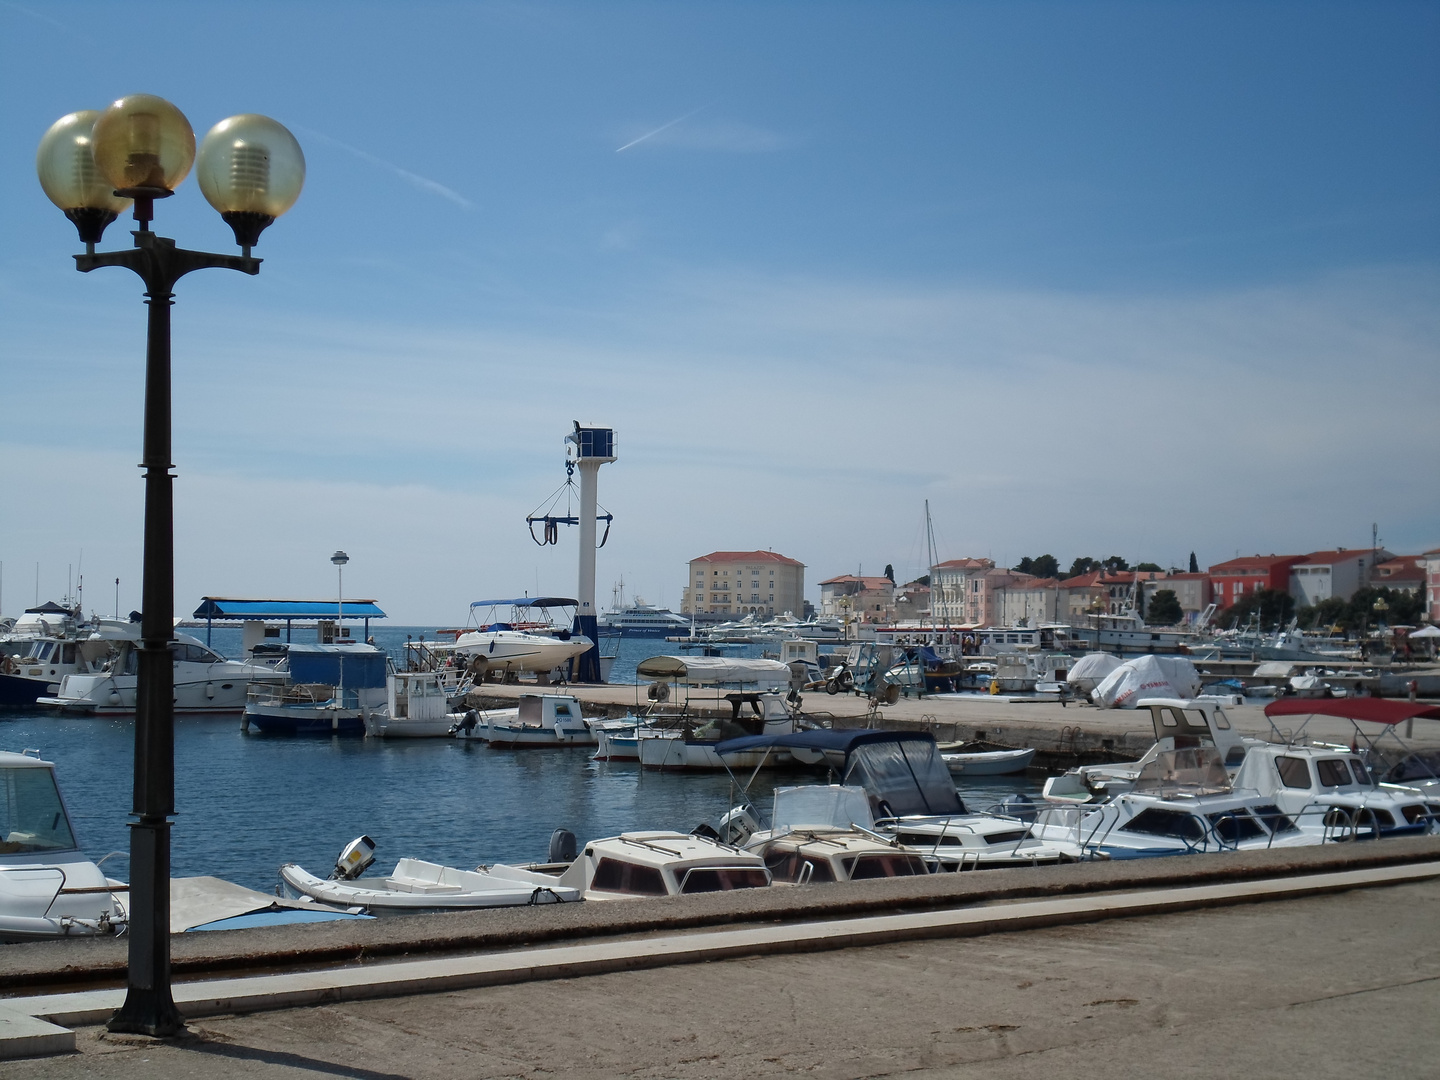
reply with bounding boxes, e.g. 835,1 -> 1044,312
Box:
0,627 -> 1043,892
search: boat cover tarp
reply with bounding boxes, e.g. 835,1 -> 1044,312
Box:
193,598 -> 386,620
636,655 -> 792,685
1408,625 -> 1440,639
170,876 -> 367,933
286,644 -> 388,688
471,598 -> 577,609
1091,655 -> 1201,709
1066,652 -> 1122,689
1263,699 -> 1440,725
714,729 -> 961,817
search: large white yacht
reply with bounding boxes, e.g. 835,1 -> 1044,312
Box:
599,600 -> 692,636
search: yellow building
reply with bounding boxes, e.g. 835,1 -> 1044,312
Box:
682,550 -> 805,617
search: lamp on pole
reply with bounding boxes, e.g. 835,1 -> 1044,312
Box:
332,550 -> 349,640
37,95 -> 304,1037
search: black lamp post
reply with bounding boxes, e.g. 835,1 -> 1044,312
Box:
36,95 -> 304,1037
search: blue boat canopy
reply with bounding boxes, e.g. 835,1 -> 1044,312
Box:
470,598 -> 577,609
193,598 -> 387,621
285,643 -> 388,689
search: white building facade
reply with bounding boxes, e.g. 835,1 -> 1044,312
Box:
683,550 -> 805,617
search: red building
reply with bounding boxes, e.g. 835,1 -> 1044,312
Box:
1208,554 -> 1303,610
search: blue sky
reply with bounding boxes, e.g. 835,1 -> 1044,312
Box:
1,1 -> 1437,623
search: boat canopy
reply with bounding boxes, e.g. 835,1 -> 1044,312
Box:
1263,699 -> 1440,725
470,598 -> 577,609
192,598 -> 387,620
713,729 -> 962,817
286,644 -> 387,688
636,655 -> 792,685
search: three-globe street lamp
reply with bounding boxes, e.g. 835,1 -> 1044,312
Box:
36,94 -> 304,1037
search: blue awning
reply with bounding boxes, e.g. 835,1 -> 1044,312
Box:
286,644 -> 388,688
193,598 -> 387,621
470,598 -> 577,609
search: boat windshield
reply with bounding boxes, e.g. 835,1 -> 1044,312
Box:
677,866 -> 771,893
0,766 -> 78,854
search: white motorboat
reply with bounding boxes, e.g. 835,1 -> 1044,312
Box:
599,601 -> 693,637
39,629 -> 285,715
1,614 -> 131,709
553,832 -> 772,899
712,729 -> 1078,869
0,750 -> 127,942
244,643 -> 389,735
938,744 -> 1036,776
279,836 -> 578,913
637,691 -> 802,771
365,671 -> 453,737
730,785 -> 933,883
454,597 -> 593,678
450,693 -> 593,746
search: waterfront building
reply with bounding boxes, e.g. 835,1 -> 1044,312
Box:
893,579 -> 931,622
1373,555 -> 1427,596
1427,549 -> 1440,624
994,577 -> 1060,627
929,558 -> 993,624
818,575 -> 896,622
1207,554 -> 1304,610
1138,571 -> 1212,623
683,550 -> 804,617
1288,548 -> 1392,608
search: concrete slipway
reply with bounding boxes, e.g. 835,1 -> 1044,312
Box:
2,837 -> 1437,1075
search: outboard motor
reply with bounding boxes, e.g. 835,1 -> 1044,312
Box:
331,835 -> 376,881
547,828 -> 577,864
715,806 -> 760,846
995,794 -> 1038,824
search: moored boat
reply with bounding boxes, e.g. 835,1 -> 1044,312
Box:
244,643 -> 388,735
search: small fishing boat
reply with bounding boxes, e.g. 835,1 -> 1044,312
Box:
0,750 -> 128,942
244,643 -> 388,735
937,742 -> 1036,776
365,671 -> 453,738
553,832 -> 772,899
278,836 -> 579,913
449,693 -> 592,746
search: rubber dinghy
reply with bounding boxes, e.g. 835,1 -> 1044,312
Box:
279,837 -> 579,913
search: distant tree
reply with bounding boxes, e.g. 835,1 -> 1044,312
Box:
1012,556 -> 1035,574
883,563 -> 895,582
1225,588 -> 1295,630
1031,554 -> 1060,579
1189,552 -> 1199,573
1146,589 -> 1184,625
1067,556 -> 1099,578
1102,556 -> 1131,573
1136,562 -> 1163,573
913,574 -> 930,587
1298,597 -> 1348,632
1298,587 -> 1424,634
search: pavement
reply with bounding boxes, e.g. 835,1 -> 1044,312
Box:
5,866 -> 1437,1078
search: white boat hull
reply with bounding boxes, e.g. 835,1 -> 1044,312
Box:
278,859 -> 579,913
941,747 -> 1036,776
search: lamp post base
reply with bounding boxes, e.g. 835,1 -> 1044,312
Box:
106,818 -> 185,1038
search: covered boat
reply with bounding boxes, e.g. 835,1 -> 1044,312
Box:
244,643 -> 389,735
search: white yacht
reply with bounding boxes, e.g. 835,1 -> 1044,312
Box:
38,630 -> 285,715
0,750 -> 127,941
453,597 -> 593,677
599,600 -> 692,637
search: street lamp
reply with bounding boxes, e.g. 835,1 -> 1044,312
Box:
332,550 -> 349,640
37,94 -> 303,1038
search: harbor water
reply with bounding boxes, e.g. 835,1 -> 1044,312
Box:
0,627 -> 1044,893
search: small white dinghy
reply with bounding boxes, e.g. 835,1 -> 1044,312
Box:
278,836 -> 579,914
937,743 -> 1036,776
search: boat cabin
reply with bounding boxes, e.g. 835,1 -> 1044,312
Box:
556,832 -> 771,900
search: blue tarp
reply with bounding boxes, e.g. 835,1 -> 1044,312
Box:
286,644 -> 388,688
193,598 -> 386,621
470,598 -> 577,609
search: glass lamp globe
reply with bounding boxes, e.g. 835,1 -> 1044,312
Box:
35,111 -> 132,245
90,94 -> 195,194
196,114 -> 305,250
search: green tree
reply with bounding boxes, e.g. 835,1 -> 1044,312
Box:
1031,554 -> 1059,579
1189,552 -> 1199,573
1225,588 -> 1295,629
1012,557 -> 1034,574
1299,587 -> 1425,634
1102,556 -> 1131,573
1067,556 -> 1099,578
1146,589 -> 1184,625
1136,562 -> 1163,573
